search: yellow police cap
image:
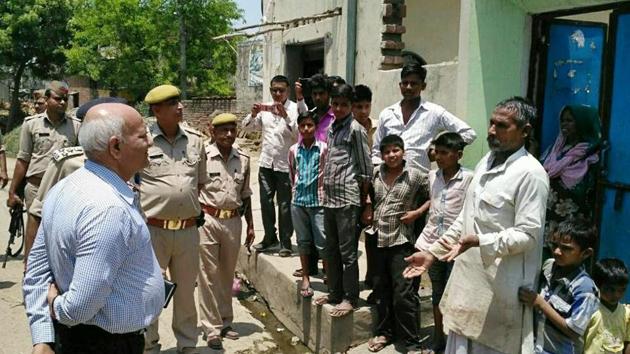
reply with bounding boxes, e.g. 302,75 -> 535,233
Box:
212,113 -> 237,126
144,85 -> 181,104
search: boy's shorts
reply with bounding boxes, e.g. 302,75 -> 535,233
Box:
428,259 -> 453,305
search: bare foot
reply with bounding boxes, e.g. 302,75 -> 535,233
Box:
314,294 -> 329,306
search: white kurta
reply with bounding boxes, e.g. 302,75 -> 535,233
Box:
430,146 -> 550,354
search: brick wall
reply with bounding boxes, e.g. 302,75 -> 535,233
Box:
182,97 -> 242,135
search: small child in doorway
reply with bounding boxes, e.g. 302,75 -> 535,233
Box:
519,219 -> 600,354
288,111 -> 328,298
584,258 -> 630,354
415,132 -> 473,353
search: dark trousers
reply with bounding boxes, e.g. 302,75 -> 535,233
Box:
324,205 -> 360,305
54,323 -> 144,354
308,243 -> 320,274
364,229 -> 378,287
374,243 -> 422,350
258,167 -> 293,249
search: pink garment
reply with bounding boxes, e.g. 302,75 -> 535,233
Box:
314,112 -> 334,142
543,134 -> 599,189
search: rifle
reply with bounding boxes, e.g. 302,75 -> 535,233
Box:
3,206 -> 24,268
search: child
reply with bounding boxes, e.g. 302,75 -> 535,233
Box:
288,111 -> 328,298
584,258 -> 630,354
314,84 -> 372,318
519,219 -> 600,354
366,134 -> 429,353
415,132 -> 473,353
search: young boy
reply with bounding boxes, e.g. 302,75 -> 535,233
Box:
415,132 -> 473,353
584,258 -> 630,354
519,219 -> 600,354
288,111 -> 328,298
314,84 -> 372,317
365,134 -> 429,353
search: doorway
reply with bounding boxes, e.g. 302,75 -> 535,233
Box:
285,40 -> 325,106
531,3 -> 630,300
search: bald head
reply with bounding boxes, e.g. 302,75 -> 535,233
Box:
79,103 -> 142,158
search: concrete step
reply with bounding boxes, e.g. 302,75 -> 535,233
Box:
237,244 -> 434,353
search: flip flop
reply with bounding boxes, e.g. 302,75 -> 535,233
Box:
368,335 -> 389,352
330,300 -> 354,317
220,326 -> 239,340
207,334 -> 223,350
300,286 -> 314,298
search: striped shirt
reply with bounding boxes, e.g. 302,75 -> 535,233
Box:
372,99 -> 477,172
372,163 -> 429,247
322,115 -> 372,208
288,140 -> 327,207
23,160 -> 164,345
416,167 -> 474,251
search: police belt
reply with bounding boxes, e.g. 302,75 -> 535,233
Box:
201,204 -> 240,219
146,216 -> 197,230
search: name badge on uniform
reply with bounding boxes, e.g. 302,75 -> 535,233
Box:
208,172 -> 220,177
38,132 -> 50,137
149,153 -> 164,159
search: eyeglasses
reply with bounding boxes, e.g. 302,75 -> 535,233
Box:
50,95 -> 68,102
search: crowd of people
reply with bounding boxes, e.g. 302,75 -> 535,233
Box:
14,58 -> 629,354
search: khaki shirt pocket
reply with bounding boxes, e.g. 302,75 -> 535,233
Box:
147,148 -> 172,176
33,131 -> 54,153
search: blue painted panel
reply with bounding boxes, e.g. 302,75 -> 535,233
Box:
599,13 -> 630,302
541,23 -> 605,152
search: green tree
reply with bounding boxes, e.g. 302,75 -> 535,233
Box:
0,0 -> 72,129
65,0 -> 241,101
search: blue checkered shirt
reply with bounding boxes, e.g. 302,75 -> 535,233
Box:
23,160 -> 164,345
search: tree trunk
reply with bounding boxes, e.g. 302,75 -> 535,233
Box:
8,63 -> 27,131
178,2 -> 187,99
89,78 -> 98,99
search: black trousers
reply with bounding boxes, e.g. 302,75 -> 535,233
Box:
374,243 -> 422,350
258,167 -> 293,249
54,322 -> 144,354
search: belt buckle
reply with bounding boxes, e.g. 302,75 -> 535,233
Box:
165,219 -> 182,230
218,209 -> 232,219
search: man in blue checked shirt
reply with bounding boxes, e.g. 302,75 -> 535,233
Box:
23,103 -> 164,354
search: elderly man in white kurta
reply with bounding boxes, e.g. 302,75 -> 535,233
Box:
403,97 -> 550,354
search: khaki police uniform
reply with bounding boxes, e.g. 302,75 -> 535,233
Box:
197,142 -> 252,338
28,146 -> 86,218
142,121 -> 208,353
17,112 -> 80,208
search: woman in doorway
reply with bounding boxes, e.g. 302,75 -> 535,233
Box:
541,104 -> 601,238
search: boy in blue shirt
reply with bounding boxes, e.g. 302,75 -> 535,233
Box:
519,219 -> 599,353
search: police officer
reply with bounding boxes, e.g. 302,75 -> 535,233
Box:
197,113 -> 255,350
141,85 -> 208,354
7,81 -> 80,259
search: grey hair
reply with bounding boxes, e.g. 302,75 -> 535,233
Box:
78,113 -> 126,158
495,96 -> 537,127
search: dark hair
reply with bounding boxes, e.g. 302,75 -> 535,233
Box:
551,218 -> 598,251
328,75 -> 346,87
270,75 -> 290,86
310,74 -> 331,93
495,96 -> 537,127
354,84 -> 372,102
593,258 -> 629,288
379,134 -> 404,153
432,132 -> 466,151
297,110 -> 320,125
402,51 -> 427,66
401,62 -> 427,81
330,84 -> 354,102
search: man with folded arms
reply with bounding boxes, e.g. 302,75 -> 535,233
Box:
141,85 -> 208,354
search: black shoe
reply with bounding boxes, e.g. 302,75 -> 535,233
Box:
366,291 -> 378,305
253,241 -> 279,252
278,248 -> 292,257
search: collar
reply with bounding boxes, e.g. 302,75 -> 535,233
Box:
377,160 -> 409,179
44,111 -> 68,126
543,259 -> 586,288
437,166 -> 464,182
150,121 -> 186,141
484,146 -> 527,175
332,114 -> 353,129
84,160 -> 135,205
298,139 -> 323,150
208,142 -> 239,160
390,98 -> 427,115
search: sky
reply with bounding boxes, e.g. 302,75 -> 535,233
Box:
234,0 -> 263,30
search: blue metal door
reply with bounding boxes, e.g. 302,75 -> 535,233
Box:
540,21 -> 606,152
598,11 -> 630,302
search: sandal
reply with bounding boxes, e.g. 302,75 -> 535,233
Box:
300,286 -> 314,298
293,268 -> 303,277
330,300 -> 354,317
368,335 -> 389,352
207,334 -> 223,350
220,326 -> 239,340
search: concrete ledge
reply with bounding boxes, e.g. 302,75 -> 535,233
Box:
237,249 -> 375,353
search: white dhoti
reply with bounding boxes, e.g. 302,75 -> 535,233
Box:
445,331 -> 507,354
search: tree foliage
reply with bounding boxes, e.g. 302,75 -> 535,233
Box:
0,0 -> 72,127
65,0 -> 242,100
